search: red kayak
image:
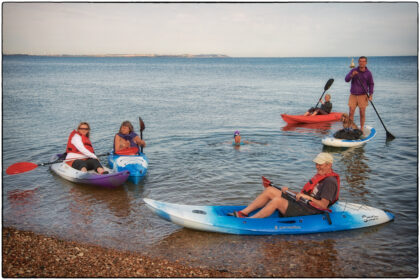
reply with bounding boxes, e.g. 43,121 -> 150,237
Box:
281,112 -> 343,124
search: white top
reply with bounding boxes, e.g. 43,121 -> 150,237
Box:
65,133 -> 97,160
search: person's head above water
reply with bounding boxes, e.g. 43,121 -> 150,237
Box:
234,130 -> 241,145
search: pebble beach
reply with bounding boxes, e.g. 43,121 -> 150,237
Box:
2,227 -> 236,278
3,226 -> 352,277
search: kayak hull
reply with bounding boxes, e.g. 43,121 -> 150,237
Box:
144,198 -> 394,235
281,112 -> 343,124
50,155 -> 129,188
51,163 -> 129,188
322,126 -> 376,147
108,152 -> 149,184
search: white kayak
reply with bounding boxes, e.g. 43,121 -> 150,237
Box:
50,154 -> 129,188
144,198 -> 394,235
322,126 -> 376,148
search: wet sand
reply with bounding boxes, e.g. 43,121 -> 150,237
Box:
2,227 -> 237,278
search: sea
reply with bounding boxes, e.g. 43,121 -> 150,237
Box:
2,55 -> 418,277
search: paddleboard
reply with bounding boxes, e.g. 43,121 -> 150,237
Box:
144,198 -> 394,235
281,112 -> 343,124
322,126 -> 376,148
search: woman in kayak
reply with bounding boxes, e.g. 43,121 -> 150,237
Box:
65,122 -> 108,174
304,94 -> 333,116
114,121 -> 146,154
232,152 -> 339,218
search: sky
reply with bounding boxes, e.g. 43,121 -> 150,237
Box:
2,2 -> 418,57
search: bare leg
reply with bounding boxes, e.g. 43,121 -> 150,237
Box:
250,196 -> 289,218
81,167 -> 88,172
97,167 -> 105,174
349,106 -> 356,123
241,187 -> 283,216
359,107 -> 366,131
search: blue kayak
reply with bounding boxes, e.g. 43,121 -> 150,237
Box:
108,152 -> 149,184
144,198 -> 394,235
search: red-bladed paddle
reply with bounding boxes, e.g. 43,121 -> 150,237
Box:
6,152 -> 110,175
261,176 -> 333,216
262,176 -> 309,203
139,117 -> 145,153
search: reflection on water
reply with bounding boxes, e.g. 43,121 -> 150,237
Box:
146,227 -> 341,277
323,146 -> 371,203
281,122 -> 332,135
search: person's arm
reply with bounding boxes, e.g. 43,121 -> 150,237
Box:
368,73 -> 374,96
71,134 -> 97,159
345,69 -> 357,82
114,135 -> 121,152
114,134 -> 130,152
134,135 -> 146,147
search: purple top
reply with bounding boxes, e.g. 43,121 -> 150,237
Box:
345,67 -> 374,95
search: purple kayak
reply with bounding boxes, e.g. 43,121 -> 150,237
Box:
50,155 -> 129,188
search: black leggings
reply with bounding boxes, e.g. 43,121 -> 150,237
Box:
72,158 -> 103,172
308,107 -> 329,115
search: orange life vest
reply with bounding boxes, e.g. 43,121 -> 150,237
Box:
66,130 -> 94,155
300,171 -> 340,206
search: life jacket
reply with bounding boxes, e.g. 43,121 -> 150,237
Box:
66,130 -> 94,155
114,132 -> 139,155
301,171 -> 340,206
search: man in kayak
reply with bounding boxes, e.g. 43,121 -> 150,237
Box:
345,56 -> 374,130
303,94 -> 333,116
114,121 -> 146,154
232,152 -> 339,218
65,122 -> 108,174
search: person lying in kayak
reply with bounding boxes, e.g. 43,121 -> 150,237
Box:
114,121 -> 146,155
232,152 -> 339,218
65,122 -> 108,174
303,94 -> 333,116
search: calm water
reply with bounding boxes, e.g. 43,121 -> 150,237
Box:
2,55 -> 417,277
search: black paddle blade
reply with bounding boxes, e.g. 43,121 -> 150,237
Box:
139,117 -> 145,131
386,131 -> 396,141
324,78 -> 334,91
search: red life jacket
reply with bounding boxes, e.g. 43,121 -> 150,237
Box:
301,171 -> 340,206
66,130 -> 94,155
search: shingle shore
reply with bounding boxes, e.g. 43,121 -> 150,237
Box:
2,227 -> 239,278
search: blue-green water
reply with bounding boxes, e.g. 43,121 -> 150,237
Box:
2,55 -> 417,276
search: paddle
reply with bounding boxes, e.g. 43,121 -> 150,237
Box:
314,78 -> 334,108
6,152 -> 110,175
355,75 -> 395,140
139,117 -> 145,153
261,176 -> 333,224
262,176 -> 311,205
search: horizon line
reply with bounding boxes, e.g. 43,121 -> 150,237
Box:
3,53 -> 417,58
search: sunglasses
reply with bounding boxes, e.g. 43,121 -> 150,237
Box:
79,127 -> 90,131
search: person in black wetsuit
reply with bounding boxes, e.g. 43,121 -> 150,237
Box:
304,94 -> 333,116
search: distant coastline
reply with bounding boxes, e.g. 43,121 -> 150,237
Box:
3,53 -> 230,58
